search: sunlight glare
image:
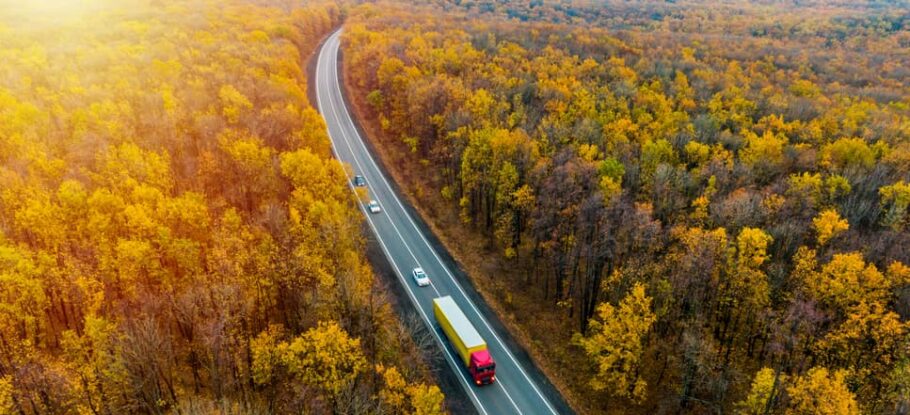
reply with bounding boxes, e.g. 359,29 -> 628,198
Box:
0,0 -> 124,26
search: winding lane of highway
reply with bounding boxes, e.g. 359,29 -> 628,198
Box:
315,29 -> 561,415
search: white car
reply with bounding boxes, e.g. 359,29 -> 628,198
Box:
368,200 -> 381,213
412,267 -> 430,287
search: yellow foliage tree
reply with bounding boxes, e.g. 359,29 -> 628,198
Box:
805,252 -> 889,311
817,301 -> 907,396
575,283 -> 656,403
0,376 -> 13,415
886,261 -> 910,287
736,227 -> 773,269
880,180 -> 910,231
378,364 -> 408,411
786,367 -> 860,415
378,364 -> 446,415
813,209 -> 849,246
736,367 -> 784,415
280,321 -> 367,398
730,227 -> 774,310
821,137 -> 875,171
406,383 -> 446,415
219,84 -> 253,124
251,324 -> 286,386
740,130 -> 787,175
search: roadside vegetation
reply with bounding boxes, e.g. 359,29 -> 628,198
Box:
342,1 -> 910,413
0,1 -> 445,413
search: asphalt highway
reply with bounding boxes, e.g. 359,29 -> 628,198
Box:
315,29 -> 562,415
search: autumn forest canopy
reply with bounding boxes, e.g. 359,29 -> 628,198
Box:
342,0 -> 910,414
0,1 -> 444,414
1,0 -> 909,414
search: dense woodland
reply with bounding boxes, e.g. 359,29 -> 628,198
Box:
343,1 -> 910,413
0,1 -> 447,414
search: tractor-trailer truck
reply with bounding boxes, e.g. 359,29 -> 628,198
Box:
433,296 -> 496,386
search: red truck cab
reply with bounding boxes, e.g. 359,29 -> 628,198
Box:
470,349 -> 496,385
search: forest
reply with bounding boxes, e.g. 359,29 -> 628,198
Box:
0,0 -> 446,414
342,1 -> 910,414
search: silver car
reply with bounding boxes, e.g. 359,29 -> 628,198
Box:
412,267 -> 430,287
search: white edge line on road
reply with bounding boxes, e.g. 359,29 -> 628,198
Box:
328,31 -> 557,415
322,39 -> 442,301
315,32 -> 489,415
324,36 -> 523,413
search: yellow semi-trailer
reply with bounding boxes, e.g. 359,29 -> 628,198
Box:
433,296 -> 496,385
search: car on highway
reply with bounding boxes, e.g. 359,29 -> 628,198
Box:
412,267 -> 430,287
368,200 -> 381,213
353,175 -> 366,187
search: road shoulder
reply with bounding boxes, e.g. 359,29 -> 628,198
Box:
305,29 -> 477,415
332,32 -> 576,415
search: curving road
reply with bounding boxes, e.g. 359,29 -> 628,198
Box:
315,29 -> 562,415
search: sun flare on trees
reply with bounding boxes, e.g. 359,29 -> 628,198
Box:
0,1 -> 446,414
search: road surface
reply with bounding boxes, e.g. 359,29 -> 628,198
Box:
315,29 -> 563,415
